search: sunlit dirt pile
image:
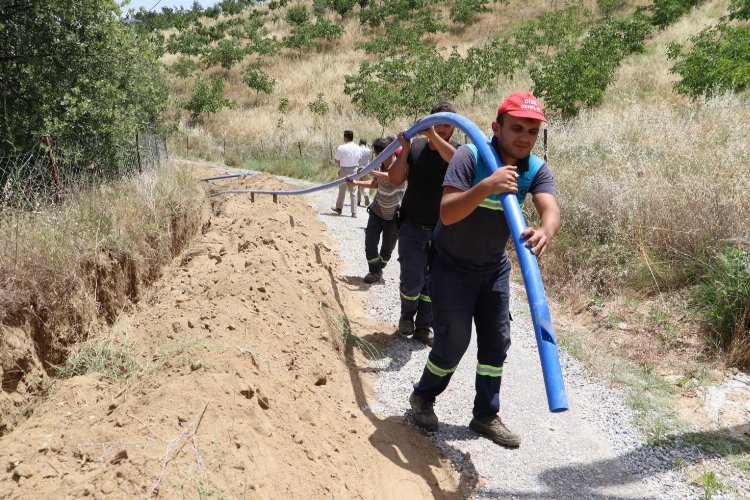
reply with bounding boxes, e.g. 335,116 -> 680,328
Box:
0,173 -> 203,435
0,168 -> 459,498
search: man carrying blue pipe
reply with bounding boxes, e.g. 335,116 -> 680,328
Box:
409,92 -> 561,447
389,101 -> 459,347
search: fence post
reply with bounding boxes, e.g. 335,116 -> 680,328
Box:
186,136 -> 189,155
135,130 -> 142,173
298,141 -> 302,156
543,129 -> 548,163
43,136 -> 64,203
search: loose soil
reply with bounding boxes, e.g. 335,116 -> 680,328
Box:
0,168 -> 459,498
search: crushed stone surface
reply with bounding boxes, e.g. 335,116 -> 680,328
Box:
301,180 -> 743,500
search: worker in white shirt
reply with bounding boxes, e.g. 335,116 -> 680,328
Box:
332,130 -> 362,218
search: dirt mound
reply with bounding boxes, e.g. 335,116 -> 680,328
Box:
0,168 -> 459,498
0,188 -> 201,435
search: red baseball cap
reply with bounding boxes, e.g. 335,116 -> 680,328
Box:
497,92 -> 547,122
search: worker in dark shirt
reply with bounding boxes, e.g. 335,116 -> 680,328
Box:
408,92 -> 560,448
388,101 -> 458,346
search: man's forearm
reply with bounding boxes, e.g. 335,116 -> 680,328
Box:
388,152 -> 408,186
539,209 -> 561,239
440,186 -> 489,225
429,133 -> 456,163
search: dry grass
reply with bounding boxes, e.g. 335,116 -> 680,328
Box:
541,0 -> 750,297
0,164 -> 204,366
169,0 -> 628,160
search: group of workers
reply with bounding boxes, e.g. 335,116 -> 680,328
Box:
330,92 -> 561,448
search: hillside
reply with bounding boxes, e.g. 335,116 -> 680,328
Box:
166,0 -> 750,374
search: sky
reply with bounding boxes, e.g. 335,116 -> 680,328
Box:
121,0 -> 218,13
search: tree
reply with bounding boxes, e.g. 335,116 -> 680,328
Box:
0,0 -> 169,173
242,63 -> 276,96
531,15 -> 651,116
464,37 -> 520,102
201,39 -> 247,69
167,57 -> 199,79
648,0 -> 707,29
182,76 -> 236,120
286,4 -> 310,25
728,0 -> 750,20
668,23 -> 750,97
344,45 -> 468,123
283,19 -> 344,50
450,0 -> 493,24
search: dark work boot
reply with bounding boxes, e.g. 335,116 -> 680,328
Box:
398,315 -> 415,336
413,327 -> 434,347
409,391 -> 438,431
469,416 -> 521,447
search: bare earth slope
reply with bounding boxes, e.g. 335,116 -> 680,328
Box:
0,168 -> 459,498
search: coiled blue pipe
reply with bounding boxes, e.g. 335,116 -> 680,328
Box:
210,112 -> 569,412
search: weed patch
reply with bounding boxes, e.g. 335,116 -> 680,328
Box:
693,247 -> 750,368
55,339 -> 139,381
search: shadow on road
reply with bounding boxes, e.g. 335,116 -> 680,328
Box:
316,243 -> 477,498
477,424 -> 750,499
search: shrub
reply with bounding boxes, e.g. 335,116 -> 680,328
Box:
182,76 -> 236,120
693,247 -> 750,368
307,93 -> 329,116
286,4 -> 310,25
242,63 -> 276,95
648,0 -> 706,29
667,23 -> 750,97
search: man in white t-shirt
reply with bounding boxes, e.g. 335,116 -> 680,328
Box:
332,130 -> 361,217
357,138 -> 372,207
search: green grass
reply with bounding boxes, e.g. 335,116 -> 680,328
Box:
321,306 -> 379,360
242,154 -> 337,183
55,339 -> 140,381
700,470 -> 724,499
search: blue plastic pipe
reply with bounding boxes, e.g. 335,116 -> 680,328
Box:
209,139 -> 403,196
200,172 -> 255,182
210,112 -> 569,412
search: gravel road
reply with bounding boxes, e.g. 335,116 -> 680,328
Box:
300,187 -> 725,500
195,163 -> 742,499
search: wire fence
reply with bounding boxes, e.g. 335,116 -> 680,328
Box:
0,132 -> 168,209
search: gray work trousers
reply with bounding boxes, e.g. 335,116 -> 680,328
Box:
335,166 -> 358,215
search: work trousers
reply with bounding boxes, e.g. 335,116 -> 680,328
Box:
357,168 -> 371,206
413,256 -> 512,421
335,166 -> 358,215
365,209 -> 398,273
398,221 -> 434,329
